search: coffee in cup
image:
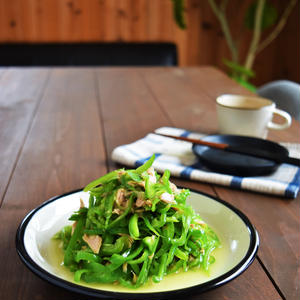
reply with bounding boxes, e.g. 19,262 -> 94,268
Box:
216,94 -> 292,138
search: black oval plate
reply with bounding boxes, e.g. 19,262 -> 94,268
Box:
192,135 -> 289,177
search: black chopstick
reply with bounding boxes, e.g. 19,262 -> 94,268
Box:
155,133 -> 300,167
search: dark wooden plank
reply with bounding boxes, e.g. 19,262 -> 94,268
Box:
142,67 -> 300,299
1,68 -> 107,211
139,67 -> 222,134
0,68 -> 50,205
183,66 -> 254,99
188,260 -> 282,300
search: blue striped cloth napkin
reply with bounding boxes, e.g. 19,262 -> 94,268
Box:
111,127 -> 300,198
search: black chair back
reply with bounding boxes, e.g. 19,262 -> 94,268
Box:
0,43 -> 178,66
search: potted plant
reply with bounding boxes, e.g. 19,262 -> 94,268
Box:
171,0 -> 298,91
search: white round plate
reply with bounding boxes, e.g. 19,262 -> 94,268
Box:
16,189 -> 259,299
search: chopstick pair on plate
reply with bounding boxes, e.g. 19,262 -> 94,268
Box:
155,133 -> 300,167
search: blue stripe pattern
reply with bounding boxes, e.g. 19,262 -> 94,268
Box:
230,176 -> 243,189
285,168 -> 300,198
135,153 -> 161,168
180,162 -> 203,179
180,130 -> 191,137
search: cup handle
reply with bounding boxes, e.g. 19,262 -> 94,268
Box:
267,108 -> 292,130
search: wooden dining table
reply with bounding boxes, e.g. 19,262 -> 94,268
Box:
0,66 -> 299,300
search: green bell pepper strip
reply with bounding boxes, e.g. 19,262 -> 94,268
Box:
104,190 -> 116,228
166,216 -> 179,223
142,216 -> 160,236
189,255 -> 203,268
136,154 -> 155,174
174,189 -> 190,204
129,213 -> 140,239
132,236 -> 159,287
158,204 -> 171,214
75,251 -> 101,263
127,170 -> 142,182
88,194 -> 95,208
143,236 -> 157,252
174,247 -> 189,261
190,228 -> 205,238
187,240 -> 198,251
83,169 -> 121,192
106,194 -> 134,229
151,198 -> 160,212
103,233 -> 114,244
130,263 -> 140,275
64,216 -> 85,266
106,226 -> 129,235
155,224 -> 173,258
151,212 -> 166,228
108,244 -> 142,271
83,228 -> 104,235
171,215 -> 191,247
145,177 -> 156,199
69,207 -> 88,221
126,243 -> 144,260
166,244 -> 177,266
167,260 -> 184,274
135,258 -> 150,287
128,250 -> 149,265
108,254 -> 126,271
183,261 -> 188,272
52,225 -> 72,250
86,207 -> 104,228
101,235 -> 130,256
108,243 -> 144,269
164,222 -> 175,240
74,269 -> 89,282
161,170 -> 172,194
83,263 -> 121,283
152,253 -> 168,283
203,244 -> 216,271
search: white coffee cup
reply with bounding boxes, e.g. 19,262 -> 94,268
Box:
216,94 -> 292,138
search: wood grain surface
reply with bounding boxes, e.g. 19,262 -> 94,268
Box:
0,67 -> 299,300
0,0 -> 299,85
0,68 -> 50,204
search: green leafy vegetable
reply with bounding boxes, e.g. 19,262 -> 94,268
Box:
54,156 -> 220,288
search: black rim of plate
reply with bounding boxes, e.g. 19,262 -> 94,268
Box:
16,188 -> 259,300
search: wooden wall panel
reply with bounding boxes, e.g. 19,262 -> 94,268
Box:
0,0 -> 299,85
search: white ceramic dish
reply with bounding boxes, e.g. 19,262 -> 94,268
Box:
16,189 -> 259,299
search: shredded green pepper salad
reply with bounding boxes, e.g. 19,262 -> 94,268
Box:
53,155 -> 220,288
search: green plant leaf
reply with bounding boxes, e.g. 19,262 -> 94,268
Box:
223,59 -> 255,78
171,0 -> 186,29
232,76 -> 257,92
244,1 -> 278,31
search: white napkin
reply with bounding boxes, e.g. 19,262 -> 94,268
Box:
112,127 -> 300,198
